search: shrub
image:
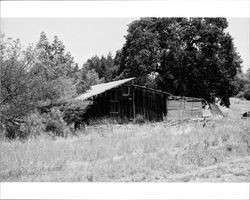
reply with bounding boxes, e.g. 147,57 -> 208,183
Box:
2,107 -> 75,139
3,123 -> 22,139
43,108 -> 72,137
20,111 -> 45,138
62,100 -> 89,128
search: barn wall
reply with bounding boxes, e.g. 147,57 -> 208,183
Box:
84,84 -> 134,122
83,82 -> 203,123
133,86 -> 167,121
84,83 -> 168,122
85,91 -> 110,119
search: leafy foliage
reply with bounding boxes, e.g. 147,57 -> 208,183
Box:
20,111 -> 45,138
234,69 -> 250,100
0,36 -> 39,138
76,67 -> 101,94
62,99 -> 90,128
115,18 -> 242,107
0,33 -> 91,139
84,52 -> 116,82
43,108 -> 72,137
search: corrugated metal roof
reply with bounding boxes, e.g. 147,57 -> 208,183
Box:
75,77 -> 135,101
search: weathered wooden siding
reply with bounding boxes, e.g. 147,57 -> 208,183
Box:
167,98 -> 203,120
84,85 -> 132,122
83,82 -> 204,123
84,84 -> 168,122
133,86 -> 167,121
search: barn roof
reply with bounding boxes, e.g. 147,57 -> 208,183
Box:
75,77 -> 135,101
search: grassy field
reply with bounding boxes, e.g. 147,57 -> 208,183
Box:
0,98 -> 250,182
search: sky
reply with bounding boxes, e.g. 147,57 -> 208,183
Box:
1,18 -> 249,72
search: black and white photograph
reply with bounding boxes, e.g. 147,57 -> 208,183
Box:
0,0 -> 249,199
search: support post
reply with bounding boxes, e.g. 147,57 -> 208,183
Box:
132,81 -> 136,121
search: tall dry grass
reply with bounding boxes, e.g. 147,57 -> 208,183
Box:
0,98 -> 249,182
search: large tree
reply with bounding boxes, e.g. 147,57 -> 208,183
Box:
29,32 -> 79,105
0,36 -> 40,137
32,32 -> 77,81
115,18 -> 242,107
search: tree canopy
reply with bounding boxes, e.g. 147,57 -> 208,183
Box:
115,18 -> 242,107
83,52 -> 116,83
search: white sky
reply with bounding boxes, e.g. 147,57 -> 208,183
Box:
1,18 -> 249,72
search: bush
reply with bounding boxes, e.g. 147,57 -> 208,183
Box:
62,100 -> 89,128
2,107 -> 76,139
20,111 -> 45,138
3,123 -> 22,139
43,108 -> 72,137
18,108 -> 73,139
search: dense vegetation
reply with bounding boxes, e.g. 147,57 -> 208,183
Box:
0,33 -> 100,138
234,69 -> 250,100
0,18 -> 249,139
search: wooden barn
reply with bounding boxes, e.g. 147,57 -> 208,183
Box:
75,77 -> 204,122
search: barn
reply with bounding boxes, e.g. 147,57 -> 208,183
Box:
75,77 -> 205,122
